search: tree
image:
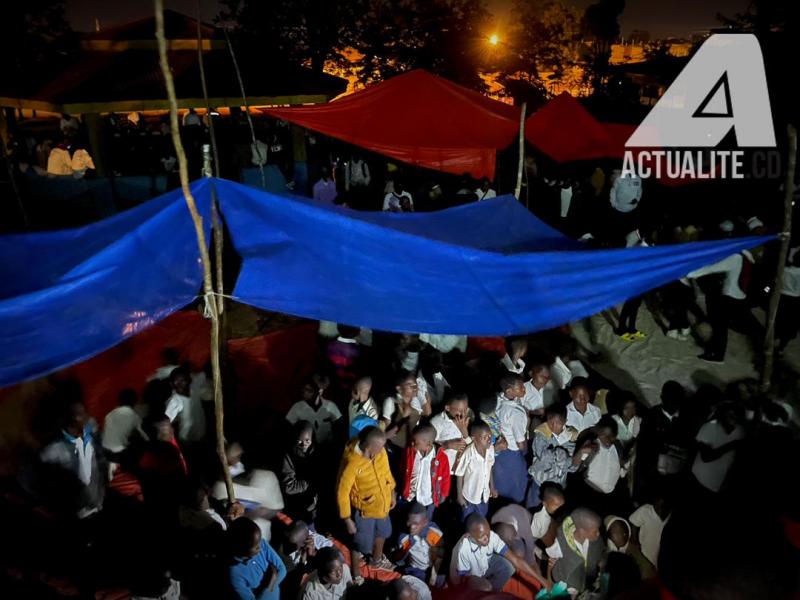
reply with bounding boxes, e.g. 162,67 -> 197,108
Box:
716,2 -> 799,126
580,0 -> 625,94
218,0 -> 359,74
347,0 -> 492,91
0,2 -> 77,90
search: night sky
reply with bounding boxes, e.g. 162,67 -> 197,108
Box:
65,0 -> 750,39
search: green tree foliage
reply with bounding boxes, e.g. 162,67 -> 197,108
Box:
0,2 -> 77,90
580,0 -> 625,93
220,0 -> 493,91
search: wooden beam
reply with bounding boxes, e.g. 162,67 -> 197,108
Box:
80,39 -> 225,51
0,95 -> 333,114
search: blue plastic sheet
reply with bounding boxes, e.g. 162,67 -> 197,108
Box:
217,178 -> 773,336
0,177 -> 774,388
0,179 -> 212,387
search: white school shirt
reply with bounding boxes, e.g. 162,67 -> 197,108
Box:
409,449 -> 435,506
419,333 -> 467,353
452,531 -> 508,579
383,191 -> 414,211
629,504 -> 668,566
530,505 -> 552,540
496,396 -> 528,450
165,392 -> 206,442
612,414 -> 641,443
586,443 -> 621,494
687,253 -> 748,300
549,357 -> 588,392
102,406 -> 145,453
418,372 -> 450,408
565,401 -> 601,433
475,187 -> 497,201
431,411 -> 467,473
454,443 -> 495,504
302,566 -> 352,600
148,364 -> 179,381
522,380 -> 547,412
501,353 -> 525,374
783,265 -> 800,297
286,399 -> 342,445
691,420 -> 745,492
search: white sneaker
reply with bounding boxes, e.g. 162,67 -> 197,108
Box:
679,328 -> 691,341
666,329 -> 680,340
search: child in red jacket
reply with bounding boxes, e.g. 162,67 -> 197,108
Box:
399,424 -> 451,520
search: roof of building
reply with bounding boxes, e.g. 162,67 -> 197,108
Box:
0,10 -> 346,113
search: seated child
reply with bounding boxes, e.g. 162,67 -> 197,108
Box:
395,502 -> 445,587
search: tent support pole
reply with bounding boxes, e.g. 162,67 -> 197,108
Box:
222,26 -> 266,191
155,0 -> 235,504
514,102 -> 526,201
761,123 -> 796,393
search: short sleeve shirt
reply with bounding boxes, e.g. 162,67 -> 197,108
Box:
629,503 -> 667,566
453,443 -> 495,504
496,396 -> 528,450
452,530 -> 508,578
286,400 -> 342,444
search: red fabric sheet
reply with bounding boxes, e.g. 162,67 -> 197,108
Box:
261,70 -> 520,180
525,93 -> 618,163
526,94 -> 703,187
0,311 -> 319,425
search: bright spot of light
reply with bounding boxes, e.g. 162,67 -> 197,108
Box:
489,34 -> 499,46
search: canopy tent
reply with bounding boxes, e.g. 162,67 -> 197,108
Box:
0,181 -> 212,387
0,177 -> 772,388
260,70 -> 521,180
525,92 -> 623,163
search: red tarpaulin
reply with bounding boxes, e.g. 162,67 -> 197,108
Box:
0,312 -> 318,445
525,92 -> 621,163
527,94 -> 702,186
261,70 -> 521,180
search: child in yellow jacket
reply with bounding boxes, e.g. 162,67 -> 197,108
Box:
336,426 -> 396,576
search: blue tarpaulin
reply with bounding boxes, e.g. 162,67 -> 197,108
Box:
217,178 -> 773,336
0,180 -> 212,387
0,177 -> 772,387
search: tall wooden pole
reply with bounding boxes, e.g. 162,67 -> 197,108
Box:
155,0 -> 235,503
222,27 -> 266,190
761,123 -> 796,392
196,0 -> 220,177
515,102 -> 527,200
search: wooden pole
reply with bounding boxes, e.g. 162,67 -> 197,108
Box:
761,123 -> 796,392
514,102 -> 527,200
222,27 -> 266,190
155,0 -> 235,503
196,0 -> 220,177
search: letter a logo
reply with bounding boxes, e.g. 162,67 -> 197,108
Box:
626,34 -> 775,148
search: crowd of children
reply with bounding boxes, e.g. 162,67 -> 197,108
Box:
4,322 -> 798,600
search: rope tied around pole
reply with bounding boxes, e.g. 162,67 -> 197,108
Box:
155,0 -> 236,504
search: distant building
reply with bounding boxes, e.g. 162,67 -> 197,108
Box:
0,10 -> 346,175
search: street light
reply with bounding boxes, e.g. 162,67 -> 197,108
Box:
489,33 -> 499,46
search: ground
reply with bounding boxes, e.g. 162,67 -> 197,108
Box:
579,303 -> 800,419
